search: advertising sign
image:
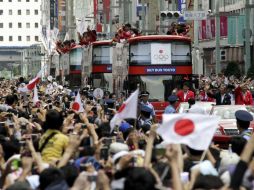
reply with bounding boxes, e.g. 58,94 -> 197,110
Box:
151,43 -> 171,65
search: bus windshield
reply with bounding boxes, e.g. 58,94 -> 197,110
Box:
129,41 -> 191,65
92,46 -> 112,64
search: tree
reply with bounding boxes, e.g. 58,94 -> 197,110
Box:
247,64 -> 254,79
224,61 -> 241,78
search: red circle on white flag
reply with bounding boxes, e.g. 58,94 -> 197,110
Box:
118,103 -> 126,113
174,119 -> 194,136
72,102 -> 80,111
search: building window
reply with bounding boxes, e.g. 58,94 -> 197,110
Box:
9,10 -> 12,15
9,23 -> 12,28
0,10 -> 3,15
0,0 -> 3,2
34,10 -> 38,15
35,0 -> 38,1
18,10 -> 21,15
35,22 -> 38,28
26,10 -> 30,15
9,0 -> 12,2
18,0 -> 21,1
26,0 -> 29,2
26,23 -> 30,28
9,36 -> 13,41
18,36 -> 22,41
26,36 -> 30,41
35,36 -> 39,41
0,23 -> 3,28
18,22 -> 22,28
0,36 -> 3,41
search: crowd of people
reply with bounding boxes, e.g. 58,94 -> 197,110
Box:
0,74 -> 252,190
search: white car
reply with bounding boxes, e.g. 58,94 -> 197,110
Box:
177,101 -> 215,114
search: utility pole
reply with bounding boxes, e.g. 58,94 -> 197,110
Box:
193,0 -> 199,74
215,0 -> 221,74
141,0 -> 146,32
245,0 -> 251,74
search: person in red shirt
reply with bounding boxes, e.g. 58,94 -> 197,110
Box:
199,89 -> 215,102
177,82 -> 195,102
235,83 -> 253,105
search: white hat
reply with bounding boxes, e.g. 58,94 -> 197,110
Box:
109,142 -> 129,155
47,76 -> 53,82
219,150 -> 239,172
58,85 -> 63,90
112,151 -> 129,164
191,160 -> 218,176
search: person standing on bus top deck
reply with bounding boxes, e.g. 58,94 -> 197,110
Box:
235,110 -> 253,141
139,91 -> 156,120
176,82 -> 195,102
164,95 -> 179,114
235,80 -> 253,105
206,84 -> 231,105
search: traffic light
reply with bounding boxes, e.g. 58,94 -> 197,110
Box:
160,11 -> 182,19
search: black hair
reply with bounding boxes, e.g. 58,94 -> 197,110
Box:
39,168 -> 64,190
153,162 -> 171,187
193,174 -> 224,189
43,110 -> 63,130
230,136 -> 247,156
60,164 -> 79,187
124,167 -> 156,190
140,110 -> 151,119
188,98 -> 195,108
5,95 -> 15,106
187,146 -> 203,156
95,122 -> 111,138
236,119 -> 250,130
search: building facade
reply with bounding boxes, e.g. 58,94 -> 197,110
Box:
0,0 -> 41,46
199,0 -> 254,75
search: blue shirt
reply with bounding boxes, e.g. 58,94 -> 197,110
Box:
164,105 -> 176,114
140,101 -> 155,116
240,129 -> 251,141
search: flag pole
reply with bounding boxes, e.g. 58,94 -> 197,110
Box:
199,149 -> 208,163
134,84 -> 140,130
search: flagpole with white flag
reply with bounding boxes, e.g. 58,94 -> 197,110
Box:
110,89 -> 139,132
18,69 -> 43,93
157,114 -> 219,150
71,91 -> 84,113
33,86 -> 39,105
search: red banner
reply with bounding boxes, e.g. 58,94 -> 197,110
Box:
103,0 -> 110,23
220,16 -> 227,37
94,0 -> 98,18
199,16 -> 227,40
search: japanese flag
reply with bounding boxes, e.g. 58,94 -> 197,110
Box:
18,70 -> 42,93
32,86 -> 39,105
72,91 -> 84,113
157,114 -> 219,150
110,89 -> 139,132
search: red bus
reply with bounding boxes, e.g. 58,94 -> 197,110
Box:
126,35 -> 192,119
91,40 -> 113,91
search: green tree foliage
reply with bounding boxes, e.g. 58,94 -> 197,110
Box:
224,62 -> 241,78
247,64 -> 254,79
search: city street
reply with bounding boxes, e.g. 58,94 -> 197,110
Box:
0,0 -> 254,189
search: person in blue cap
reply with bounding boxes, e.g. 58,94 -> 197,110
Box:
235,110 -> 253,140
138,104 -> 153,127
164,95 -> 179,114
139,91 -> 156,121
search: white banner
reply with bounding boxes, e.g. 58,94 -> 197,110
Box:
151,43 -> 171,65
